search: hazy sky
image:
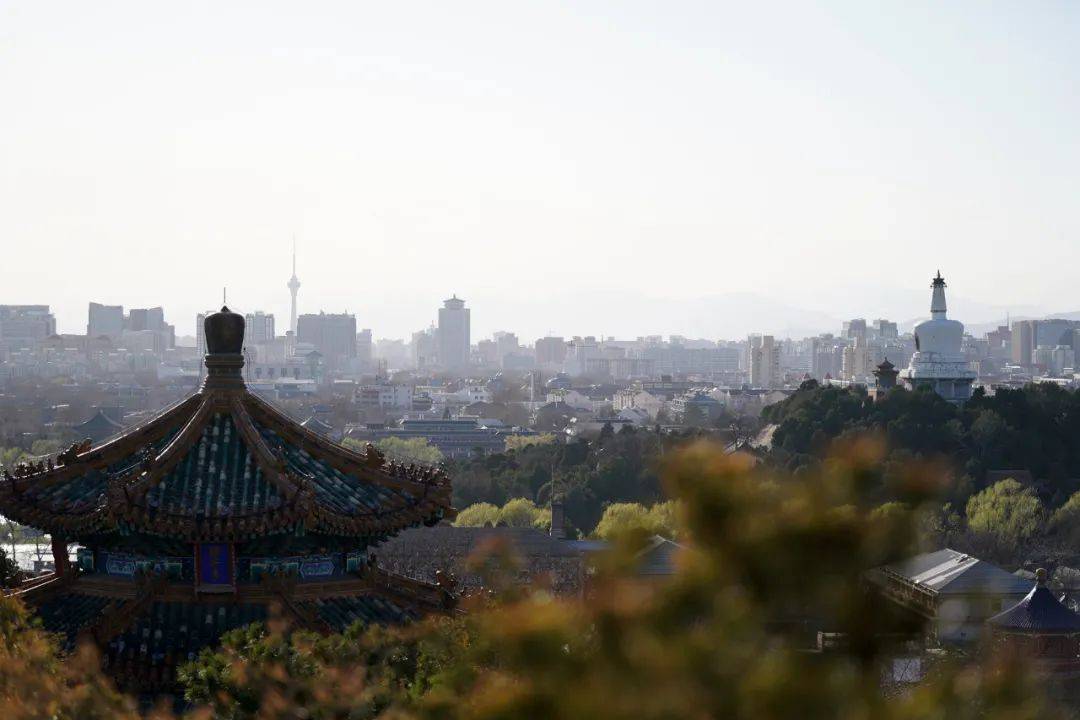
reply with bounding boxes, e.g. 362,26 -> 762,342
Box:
2,1 -> 1078,340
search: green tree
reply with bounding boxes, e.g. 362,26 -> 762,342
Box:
344,437 -> 443,466
681,404 -> 706,428
593,501 -> 679,540
497,498 -> 550,529
504,433 -> 556,451
594,502 -> 648,539
966,478 -> 1043,550
453,502 -> 501,528
1051,490 -> 1080,547
0,547 -> 18,588
0,447 -> 26,470
29,439 -> 64,457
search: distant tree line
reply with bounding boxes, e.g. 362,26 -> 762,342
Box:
446,425 -> 709,536
761,380 -> 1080,564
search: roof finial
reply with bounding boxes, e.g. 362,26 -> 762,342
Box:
1036,567 -> 1047,585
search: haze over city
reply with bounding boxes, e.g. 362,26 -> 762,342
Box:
4,1 -> 1080,339
9,2 -> 1080,716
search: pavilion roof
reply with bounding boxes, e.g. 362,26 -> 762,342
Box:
0,386 -> 453,542
989,581 -> 1080,633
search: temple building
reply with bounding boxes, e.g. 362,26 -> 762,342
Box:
900,272 -> 976,404
0,306 -> 456,694
868,357 -> 898,401
988,568 -> 1080,678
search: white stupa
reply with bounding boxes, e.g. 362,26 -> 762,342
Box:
900,271 -> 976,403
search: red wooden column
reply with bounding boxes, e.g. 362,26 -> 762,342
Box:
51,536 -> 69,575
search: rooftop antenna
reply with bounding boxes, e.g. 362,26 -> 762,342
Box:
223,287 -> 227,306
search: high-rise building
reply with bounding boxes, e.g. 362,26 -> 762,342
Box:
748,334 -> 780,388
842,336 -> 871,381
127,307 -> 166,332
195,310 -> 217,358
1011,320 -> 1037,366
536,336 -> 567,366
88,302 -> 124,340
874,319 -> 898,340
843,318 -> 867,341
356,328 -> 373,368
437,295 -> 470,371
245,312 -> 276,344
0,305 -> 56,348
297,312 -> 357,366
987,325 -> 1012,359
494,331 -> 520,366
411,326 -> 438,369
287,243 -> 301,334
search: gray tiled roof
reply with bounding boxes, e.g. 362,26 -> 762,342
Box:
885,549 -> 1033,596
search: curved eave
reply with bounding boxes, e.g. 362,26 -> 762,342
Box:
243,393 -> 452,496
0,387 -> 454,542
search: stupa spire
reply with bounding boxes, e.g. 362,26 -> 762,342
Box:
930,271 -> 947,319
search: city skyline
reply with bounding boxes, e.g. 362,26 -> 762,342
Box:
7,270 -> 1064,344
3,2 -> 1080,340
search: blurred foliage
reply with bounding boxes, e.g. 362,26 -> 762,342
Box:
0,440 -> 1065,718
173,439 -> 1060,719
0,594 -> 140,720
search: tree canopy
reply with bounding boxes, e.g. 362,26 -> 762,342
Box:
343,437 -> 443,466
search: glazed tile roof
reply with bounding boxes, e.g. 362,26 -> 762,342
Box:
0,387 -> 454,542
103,601 -> 269,692
989,583 -> 1080,633
32,592 -> 113,650
303,595 -> 418,632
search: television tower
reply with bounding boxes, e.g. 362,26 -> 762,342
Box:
287,240 -> 301,334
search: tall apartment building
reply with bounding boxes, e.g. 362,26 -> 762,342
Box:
748,334 -> 780,388
88,302 -> 125,340
411,327 -> 438,369
437,296 -> 470,371
874,319 -> 899,340
245,312 -> 276,344
535,336 -> 567,366
127,307 -> 166,332
843,318 -> 868,341
356,328 -> 373,369
0,305 -> 56,348
297,312 -> 357,366
195,310 -> 217,358
842,336 -> 871,381
1011,320 -> 1036,366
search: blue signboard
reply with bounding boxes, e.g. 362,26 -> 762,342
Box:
106,557 -> 136,576
198,543 -> 233,588
299,559 -> 334,579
